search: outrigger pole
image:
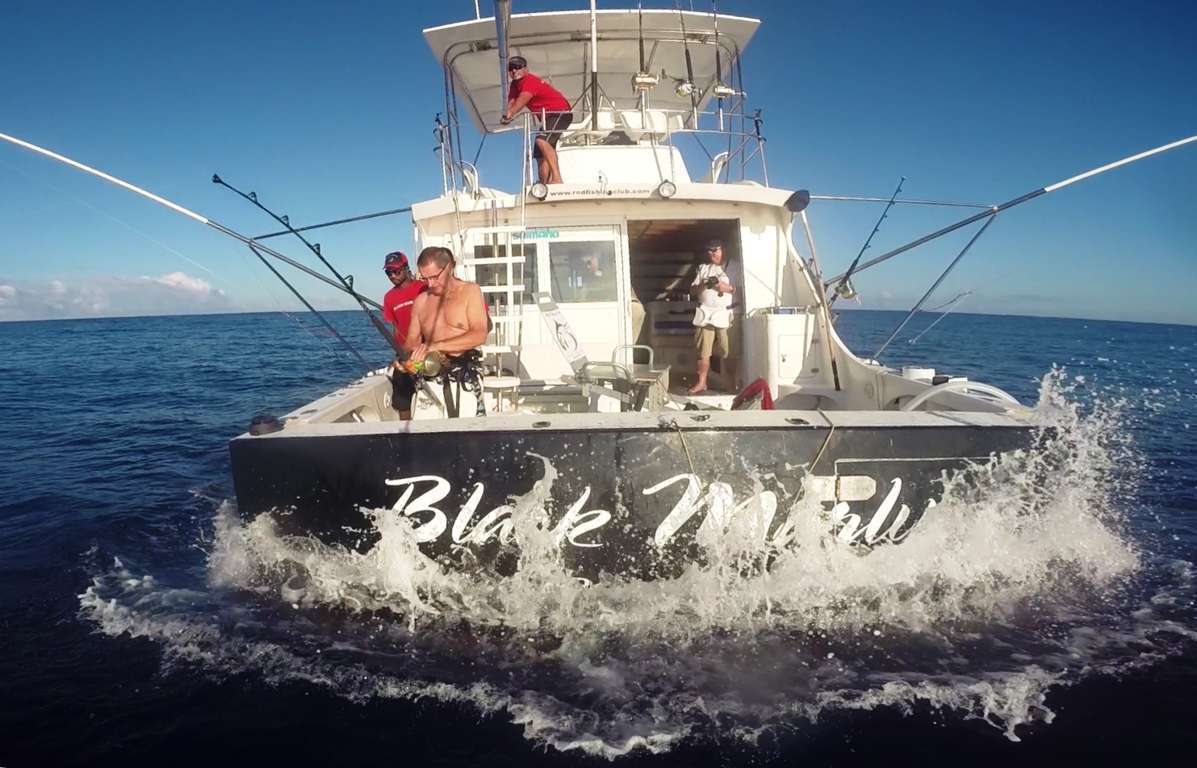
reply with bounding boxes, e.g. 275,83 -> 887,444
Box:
823,134 -> 1197,286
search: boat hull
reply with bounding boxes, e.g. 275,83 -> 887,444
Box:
229,411 -> 1033,579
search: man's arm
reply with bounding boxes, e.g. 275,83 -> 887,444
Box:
689,265 -> 706,299
429,284 -> 490,355
501,91 -> 533,123
718,265 -> 736,294
404,296 -> 426,351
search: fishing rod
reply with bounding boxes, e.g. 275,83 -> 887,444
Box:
907,291 -> 973,345
873,216 -> 996,360
631,2 -> 659,105
829,176 -> 905,306
824,134 -> 1197,286
212,174 -> 402,356
674,2 -> 699,120
638,2 -> 647,78
0,132 -> 385,313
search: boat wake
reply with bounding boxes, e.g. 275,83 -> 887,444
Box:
79,372 -> 1197,757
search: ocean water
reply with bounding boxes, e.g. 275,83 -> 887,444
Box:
2,308 -> 1196,766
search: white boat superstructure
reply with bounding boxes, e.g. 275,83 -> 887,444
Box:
365,7 -> 1022,423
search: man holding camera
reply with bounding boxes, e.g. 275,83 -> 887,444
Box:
689,239 -> 735,394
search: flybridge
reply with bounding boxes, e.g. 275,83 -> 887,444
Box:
422,8 -> 760,132
423,6 -> 771,195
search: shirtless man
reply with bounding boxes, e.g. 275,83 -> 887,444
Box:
405,246 -> 489,366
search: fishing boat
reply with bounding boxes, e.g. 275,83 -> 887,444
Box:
4,4 -> 1190,581
225,4 -> 1040,579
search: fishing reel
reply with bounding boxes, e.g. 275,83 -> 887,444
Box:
400,351 -> 448,377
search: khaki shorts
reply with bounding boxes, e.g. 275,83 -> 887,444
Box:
694,325 -> 729,359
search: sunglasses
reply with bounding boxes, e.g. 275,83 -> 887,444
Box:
417,263 -> 451,282
507,64 -> 524,71
706,246 -> 722,252
385,268 -> 406,276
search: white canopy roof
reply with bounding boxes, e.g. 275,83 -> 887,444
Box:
423,9 -> 760,132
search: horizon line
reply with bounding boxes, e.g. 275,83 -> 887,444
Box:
1,306 -> 1194,330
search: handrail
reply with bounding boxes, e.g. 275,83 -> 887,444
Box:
448,106 -> 769,195
900,380 -> 1021,412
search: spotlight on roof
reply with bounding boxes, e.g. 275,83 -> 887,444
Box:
711,84 -> 737,99
674,81 -> 694,98
529,182 -> 549,200
784,189 -> 811,213
656,180 -> 677,199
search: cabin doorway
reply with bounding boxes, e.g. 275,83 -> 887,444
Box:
627,219 -> 742,393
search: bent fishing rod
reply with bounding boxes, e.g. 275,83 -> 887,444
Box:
0,131 -> 386,315
211,174 -> 401,355
824,134 -> 1197,286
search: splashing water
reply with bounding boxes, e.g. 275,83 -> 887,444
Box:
79,372 -> 1197,756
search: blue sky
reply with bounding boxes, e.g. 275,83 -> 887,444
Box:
1,0 -> 1194,324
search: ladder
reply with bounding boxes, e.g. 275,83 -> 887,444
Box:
459,224 -> 530,386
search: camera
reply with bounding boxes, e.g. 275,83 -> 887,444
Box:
704,276 -> 720,289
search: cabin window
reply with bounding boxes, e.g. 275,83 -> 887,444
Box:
548,241 -> 617,303
472,243 -> 534,308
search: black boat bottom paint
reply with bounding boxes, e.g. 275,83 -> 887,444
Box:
230,421 -> 1032,579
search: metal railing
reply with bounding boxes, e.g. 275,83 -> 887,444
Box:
435,105 -> 770,196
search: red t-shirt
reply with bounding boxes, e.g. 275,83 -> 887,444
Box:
508,73 -> 570,116
382,280 -> 425,346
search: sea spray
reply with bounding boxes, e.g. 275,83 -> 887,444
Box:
81,371 -> 1196,756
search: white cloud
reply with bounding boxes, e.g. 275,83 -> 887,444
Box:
0,272 -> 236,321
148,271 -> 214,294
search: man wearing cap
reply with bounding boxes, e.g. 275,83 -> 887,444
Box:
499,56 -> 573,185
381,251 -> 424,419
688,239 -> 736,394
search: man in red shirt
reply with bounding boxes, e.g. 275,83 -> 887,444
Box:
381,250 -> 424,419
500,56 -> 573,185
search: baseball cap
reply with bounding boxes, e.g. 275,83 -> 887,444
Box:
508,56 -> 527,71
704,238 -> 725,250
383,251 -> 409,271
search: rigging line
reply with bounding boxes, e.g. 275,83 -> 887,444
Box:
253,206 -> 412,241
212,175 -> 400,356
873,216 -> 997,361
811,194 -> 991,209
908,292 -> 973,345
471,131 -> 488,168
0,131 -> 385,311
825,134 -> 1197,285
0,155 -> 228,284
923,290 -> 973,314
829,176 -> 905,307
245,241 -> 372,373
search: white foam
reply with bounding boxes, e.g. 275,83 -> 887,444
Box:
79,370 -> 1197,757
